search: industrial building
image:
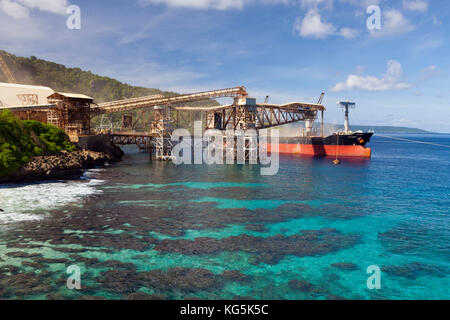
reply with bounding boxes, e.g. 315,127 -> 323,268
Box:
0,82 -> 94,141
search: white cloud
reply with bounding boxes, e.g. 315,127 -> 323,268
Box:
0,0 -> 68,19
371,9 -> 415,37
0,0 -> 29,18
331,60 -> 412,92
18,0 -> 68,14
403,0 -> 428,12
338,27 -> 359,39
294,10 -> 335,38
421,65 -> 437,73
294,9 -> 358,39
383,9 -> 415,34
420,65 -> 440,79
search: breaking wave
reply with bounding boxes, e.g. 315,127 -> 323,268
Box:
0,178 -> 104,224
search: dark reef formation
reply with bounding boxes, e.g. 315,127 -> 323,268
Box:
331,262 -> 358,271
0,147 -> 123,183
288,279 -> 315,292
0,164 -> 373,300
153,229 -> 360,265
382,262 -> 448,280
97,267 -> 249,296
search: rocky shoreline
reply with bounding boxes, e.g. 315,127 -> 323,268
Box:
0,146 -> 123,184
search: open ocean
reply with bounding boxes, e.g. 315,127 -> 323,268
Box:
0,134 -> 449,300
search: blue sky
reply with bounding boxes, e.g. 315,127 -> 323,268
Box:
0,0 -> 449,132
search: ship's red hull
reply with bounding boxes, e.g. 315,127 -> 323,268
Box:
266,143 -> 372,158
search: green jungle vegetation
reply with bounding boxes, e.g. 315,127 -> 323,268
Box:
0,110 -> 75,176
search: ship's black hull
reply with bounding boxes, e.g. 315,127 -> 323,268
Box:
267,132 -> 374,158
279,132 -> 374,147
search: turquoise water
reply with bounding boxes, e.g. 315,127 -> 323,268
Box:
0,134 -> 449,300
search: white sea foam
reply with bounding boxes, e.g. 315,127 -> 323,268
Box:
0,179 -> 103,224
85,168 -> 106,174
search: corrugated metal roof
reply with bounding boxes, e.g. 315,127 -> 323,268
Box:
48,92 -> 94,100
0,82 -> 55,107
0,82 -> 53,91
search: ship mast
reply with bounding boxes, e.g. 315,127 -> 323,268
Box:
338,101 -> 356,134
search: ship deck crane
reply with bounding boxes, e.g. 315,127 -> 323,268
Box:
317,92 -> 325,105
318,92 -> 325,136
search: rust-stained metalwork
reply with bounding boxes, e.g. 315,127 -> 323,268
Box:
111,132 -> 156,152
95,94 -> 164,110
151,106 -> 175,160
94,87 -> 248,159
93,86 -> 248,114
198,103 -> 325,131
121,114 -> 133,130
1,103 -> 59,127
47,92 -> 94,140
101,88 -> 325,160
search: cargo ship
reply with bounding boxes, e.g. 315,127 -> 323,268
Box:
268,131 -> 373,158
267,101 -> 374,158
